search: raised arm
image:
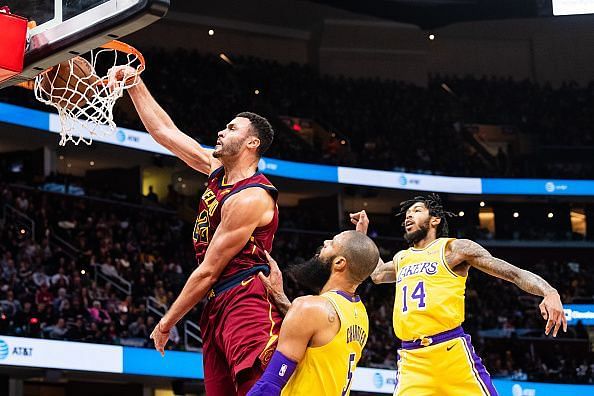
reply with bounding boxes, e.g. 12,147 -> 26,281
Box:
370,257 -> 396,284
150,188 -> 274,354
109,67 -> 220,175
447,238 -> 567,337
349,210 -> 397,284
247,296 -> 332,396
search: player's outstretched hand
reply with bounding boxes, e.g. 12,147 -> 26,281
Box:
539,291 -> 567,337
349,210 -> 369,234
259,251 -> 284,298
106,65 -> 138,89
149,321 -> 170,357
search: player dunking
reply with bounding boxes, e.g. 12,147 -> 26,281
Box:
109,67 -> 282,395
248,212 -> 380,396
369,194 -> 567,396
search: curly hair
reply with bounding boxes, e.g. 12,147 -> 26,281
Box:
396,193 -> 456,238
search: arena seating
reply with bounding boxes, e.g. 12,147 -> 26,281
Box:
1,185 -> 592,383
1,50 -> 593,178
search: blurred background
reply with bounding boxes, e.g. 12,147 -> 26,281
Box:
0,0 -> 593,395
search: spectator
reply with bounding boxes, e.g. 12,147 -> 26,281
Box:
51,267 -> 70,287
100,258 -> 119,278
128,317 -> 147,338
47,318 -> 68,339
35,283 -> 53,305
32,266 -> 50,288
145,186 -> 158,203
52,287 -> 68,311
87,300 -> 111,325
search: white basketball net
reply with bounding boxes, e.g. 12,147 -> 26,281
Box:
33,42 -> 143,146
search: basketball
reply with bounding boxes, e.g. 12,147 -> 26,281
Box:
40,56 -> 99,110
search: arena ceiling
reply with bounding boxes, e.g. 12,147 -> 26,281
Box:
309,0 -> 552,29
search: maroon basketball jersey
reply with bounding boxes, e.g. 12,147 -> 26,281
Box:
192,166 -> 279,283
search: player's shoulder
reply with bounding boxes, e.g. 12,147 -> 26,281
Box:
222,185 -> 274,208
292,295 -> 327,309
446,238 -> 488,257
291,295 -> 335,318
393,248 -> 409,261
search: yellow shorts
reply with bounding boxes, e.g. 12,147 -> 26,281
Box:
394,334 -> 498,396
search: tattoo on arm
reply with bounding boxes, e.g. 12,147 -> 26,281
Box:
453,239 -> 557,297
370,258 -> 396,284
273,293 -> 292,317
326,301 -> 336,323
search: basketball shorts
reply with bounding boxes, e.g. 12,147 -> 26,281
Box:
394,327 -> 499,396
200,273 -> 282,396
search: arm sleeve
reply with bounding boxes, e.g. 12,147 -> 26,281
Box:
246,351 -> 297,396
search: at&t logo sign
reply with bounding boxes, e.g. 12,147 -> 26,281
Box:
373,372 -> 384,388
116,129 -> 126,142
398,174 -> 420,188
544,181 -> 568,193
0,339 -> 8,360
0,338 -> 33,360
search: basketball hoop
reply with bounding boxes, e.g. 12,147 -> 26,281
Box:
33,40 -> 145,146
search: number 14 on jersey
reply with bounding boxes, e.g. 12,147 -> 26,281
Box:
402,281 -> 426,313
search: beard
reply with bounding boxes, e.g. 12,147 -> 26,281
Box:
404,219 -> 430,245
287,251 -> 333,294
212,139 -> 243,159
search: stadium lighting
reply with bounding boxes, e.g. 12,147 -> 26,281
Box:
219,53 -> 233,65
513,212 -> 519,218
480,201 -> 485,207
458,211 -> 465,217
208,29 -> 215,36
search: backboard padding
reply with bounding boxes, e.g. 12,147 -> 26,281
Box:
0,0 -> 169,89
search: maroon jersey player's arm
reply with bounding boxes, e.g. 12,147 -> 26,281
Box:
159,187 -> 275,331
124,76 -> 221,175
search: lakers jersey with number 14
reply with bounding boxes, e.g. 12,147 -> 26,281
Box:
282,290 -> 368,396
393,238 -> 466,341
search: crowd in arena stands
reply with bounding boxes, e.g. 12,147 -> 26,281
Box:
2,50 -> 594,179
0,185 -> 593,383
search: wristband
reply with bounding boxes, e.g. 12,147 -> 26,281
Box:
246,351 -> 297,396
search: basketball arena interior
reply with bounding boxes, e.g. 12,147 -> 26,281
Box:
0,0 -> 593,395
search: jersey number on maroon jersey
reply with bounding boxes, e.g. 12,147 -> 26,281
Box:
193,209 -> 210,243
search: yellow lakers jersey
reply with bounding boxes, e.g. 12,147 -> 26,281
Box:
282,290 -> 368,396
393,238 -> 467,341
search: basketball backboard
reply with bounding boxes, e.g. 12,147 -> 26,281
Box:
0,0 -> 169,88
